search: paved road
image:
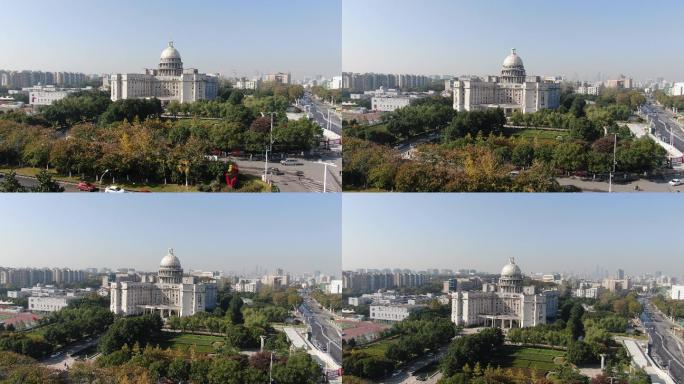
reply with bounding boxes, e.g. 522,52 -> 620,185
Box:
642,102 -> 684,154
377,345 -> 448,384
643,298 -> 684,383
0,172 -> 81,192
300,93 -> 342,135
299,294 -> 342,364
41,336 -> 100,371
557,176 -> 684,193
227,153 -> 342,192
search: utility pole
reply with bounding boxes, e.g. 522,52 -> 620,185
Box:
609,134 -> 617,193
262,112 -> 276,182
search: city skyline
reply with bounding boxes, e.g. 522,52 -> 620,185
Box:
0,195 -> 341,275
342,0 -> 684,82
342,194 -> 684,279
0,0 -> 341,80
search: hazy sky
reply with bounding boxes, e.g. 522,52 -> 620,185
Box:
0,0 -> 341,80
343,194 -> 684,279
342,0 -> 684,81
0,195 -> 341,276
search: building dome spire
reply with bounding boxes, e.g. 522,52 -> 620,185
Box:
159,41 -> 183,76
501,48 -> 525,84
159,248 -> 183,284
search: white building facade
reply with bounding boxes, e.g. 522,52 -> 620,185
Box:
29,296 -> 79,313
671,285 -> 684,300
671,83 -> 684,97
452,49 -> 561,115
110,249 -> 217,318
451,258 -> 557,329
110,42 -> 218,103
370,304 -> 424,322
234,278 -> 262,293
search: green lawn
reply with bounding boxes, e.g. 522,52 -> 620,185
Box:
504,128 -> 569,142
491,346 -> 565,373
152,333 -> 226,353
356,335 -> 400,358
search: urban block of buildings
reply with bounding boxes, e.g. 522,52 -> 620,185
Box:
451,258 -> 558,329
342,72 -> 433,93
343,270 -> 429,292
0,267 -> 86,288
109,249 -> 217,318
110,42 -> 218,103
0,70 -> 89,89
451,49 -> 561,115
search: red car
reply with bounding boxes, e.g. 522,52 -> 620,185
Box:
77,182 -> 97,192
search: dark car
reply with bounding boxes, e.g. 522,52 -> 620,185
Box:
77,181 -> 97,192
269,167 -> 284,176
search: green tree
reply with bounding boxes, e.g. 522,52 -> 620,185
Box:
566,304 -> 585,341
229,294 -> 244,325
207,358 -> 243,384
0,170 -> 26,192
167,358 -> 190,382
32,169 -> 64,192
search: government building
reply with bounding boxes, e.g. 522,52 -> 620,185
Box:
110,249 -> 217,318
110,42 -> 218,103
452,49 -> 561,115
451,258 -> 558,329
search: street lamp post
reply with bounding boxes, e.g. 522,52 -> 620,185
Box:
316,161 -> 337,193
99,169 -> 110,186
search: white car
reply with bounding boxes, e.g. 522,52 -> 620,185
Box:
104,185 -> 125,193
280,158 -> 303,166
669,179 -> 683,186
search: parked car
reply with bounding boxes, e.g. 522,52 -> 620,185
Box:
104,185 -> 125,193
295,171 -> 305,177
669,178 -> 683,186
77,181 -> 97,192
280,158 -> 303,166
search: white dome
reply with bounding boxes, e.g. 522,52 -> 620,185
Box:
502,48 -> 523,67
501,257 -> 522,276
160,248 -> 181,268
160,42 -> 181,60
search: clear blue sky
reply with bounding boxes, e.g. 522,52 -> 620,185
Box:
0,0 -> 341,80
343,0 -> 683,81
343,194 -> 683,279
0,194 -> 341,276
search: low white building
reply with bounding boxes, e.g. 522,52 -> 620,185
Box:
671,83 -> 684,97
348,296 -> 372,306
7,290 -> 31,299
576,83 -> 602,96
372,96 -> 414,112
671,285 -> 684,300
29,296 -> 79,313
328,280 -> 343,294
29,90 -> 72,106
234,78 -> 260,90
575,286 -> 605,299
234,278 -> 262,293
370,304 -> 424,322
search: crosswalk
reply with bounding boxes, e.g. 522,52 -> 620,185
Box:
299,177 -> 342,193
